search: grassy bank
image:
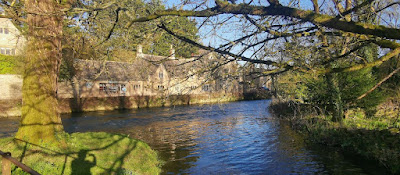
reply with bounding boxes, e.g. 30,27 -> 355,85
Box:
269,100 -> 400,174
0,132 -> 161,175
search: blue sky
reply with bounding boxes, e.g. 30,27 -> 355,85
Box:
160,0 -> 316,61
162,0 -> 314,45
164,0 -> 314,9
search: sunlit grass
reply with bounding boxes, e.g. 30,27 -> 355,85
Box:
0,132 -> 161,175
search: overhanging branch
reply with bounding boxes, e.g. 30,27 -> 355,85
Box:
158,23 -> 284,67
126,2 -> 400,40
321,46 -> 400,74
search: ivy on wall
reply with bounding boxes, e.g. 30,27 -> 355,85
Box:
0,54 -> 23,74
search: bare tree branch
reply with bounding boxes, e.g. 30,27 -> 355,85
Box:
357,66 -> 400,100
125,2 -> 400,40
158,23 -> 287,67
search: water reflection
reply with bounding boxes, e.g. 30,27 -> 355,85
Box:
0,117 -> 18,137
1,100 -> 386,174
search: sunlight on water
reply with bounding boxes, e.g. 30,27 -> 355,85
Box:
1,100 -> 386,174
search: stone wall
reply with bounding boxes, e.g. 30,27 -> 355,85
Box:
0,74 -> 22,100
0,18 -> 26,55
0,99 -> 21,117
58,93 -> 244,113
0,92 -> 244,117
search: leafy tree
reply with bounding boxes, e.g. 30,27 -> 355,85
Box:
144,16 -> 199,57
77,0 -> 199,59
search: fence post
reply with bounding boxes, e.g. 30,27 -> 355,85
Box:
2,152 -> 11,175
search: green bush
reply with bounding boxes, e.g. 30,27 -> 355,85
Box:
0,54 -> 23,74
270,101 -> 400,174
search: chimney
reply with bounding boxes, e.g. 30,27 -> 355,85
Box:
169,45 -> 175,59
136,44 -> 143,58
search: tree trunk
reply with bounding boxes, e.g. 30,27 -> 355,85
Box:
15,0 -> 64,144
326,73 -> 344,122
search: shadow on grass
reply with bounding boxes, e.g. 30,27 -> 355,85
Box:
71,150 -> 96,175
1,132 -> 160,175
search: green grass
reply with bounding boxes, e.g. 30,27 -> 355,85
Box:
0,132 -> 162,175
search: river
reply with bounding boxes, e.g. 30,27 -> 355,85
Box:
0,100 -> 386,174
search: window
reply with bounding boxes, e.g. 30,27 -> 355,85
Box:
4,28 -> 9,34
191,86 -> 196,90
159,72 -> 163,79
121,84 -> 127,94
86,82 -> 93,88
99,83 -> 126,93
202,85 -> 210,92
158,85 -> 164,90
108,83 -> 118,93
133,84 -> 141,90
99,83 -> 107,91
0,48 -> 16,55
0,28 -> 3,33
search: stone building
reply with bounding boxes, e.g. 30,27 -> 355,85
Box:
0,74 -> 22,100
0,18 -> 25,55
0,17 -> 269,114
57,45 -> 243,99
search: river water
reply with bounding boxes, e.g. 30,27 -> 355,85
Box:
0,100 -> 386,174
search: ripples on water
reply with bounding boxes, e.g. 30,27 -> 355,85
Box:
1,100 -> 386,174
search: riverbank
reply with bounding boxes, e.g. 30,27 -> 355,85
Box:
1,92 -> 270,118
0,132 -> 161,174
269,100 -> 400,174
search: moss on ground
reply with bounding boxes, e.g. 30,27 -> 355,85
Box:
0,132 -> 161,175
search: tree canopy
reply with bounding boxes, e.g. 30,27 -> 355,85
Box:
122,0 -> 400,75
63,0 -> 199,60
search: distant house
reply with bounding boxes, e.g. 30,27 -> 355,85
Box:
57,45 -> 243,99
0,17 -> 25,102
0,18 -> 25,55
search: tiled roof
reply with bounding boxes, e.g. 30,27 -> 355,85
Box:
73,50 -> 232,81
74,59 -> 157,81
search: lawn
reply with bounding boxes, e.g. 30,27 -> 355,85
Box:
0,132 -> 161,175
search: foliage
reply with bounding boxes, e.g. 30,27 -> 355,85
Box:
269,101 -> 400,174
276,65 -> 385,119
77,0 -> 199,59
0,132 -> 161,175
275,71 -> 311,102
376,55 -> 400,103
144,16 -> 199,58
276,25 -> 385,120
0,54 -> 23,74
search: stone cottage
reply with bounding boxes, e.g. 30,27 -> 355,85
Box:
57,45 -> 243,100
0,17 -> 25,55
